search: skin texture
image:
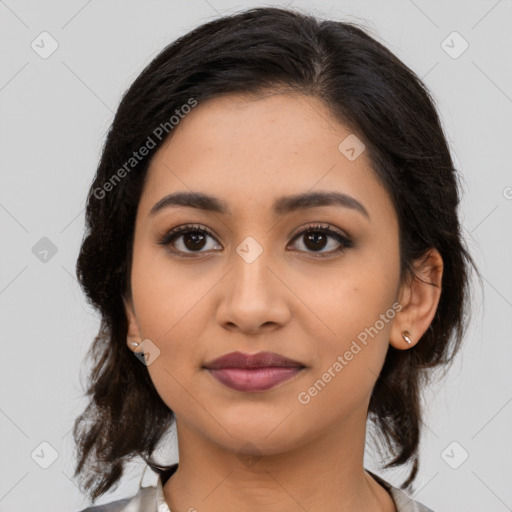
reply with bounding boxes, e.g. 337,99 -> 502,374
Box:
123,91 -> 443,512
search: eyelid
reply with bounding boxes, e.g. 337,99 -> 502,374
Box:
288,223 -> 354,255
289,223 -> 352,243
157,223 -> 219,247
158,222 -> 354,256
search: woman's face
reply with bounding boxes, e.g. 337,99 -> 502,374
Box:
124,91 -> 408,456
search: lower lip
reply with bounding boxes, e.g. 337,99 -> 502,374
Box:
206,367 -> 304,392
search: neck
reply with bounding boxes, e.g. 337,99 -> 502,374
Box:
163,413 -> 396,512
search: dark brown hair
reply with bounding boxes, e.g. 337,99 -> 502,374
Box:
73,6 -> 480,502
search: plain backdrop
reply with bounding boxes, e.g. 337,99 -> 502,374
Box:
1,1 -> 511,511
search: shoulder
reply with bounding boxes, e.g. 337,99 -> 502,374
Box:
76,485 -> 156,512
389,487 -> 436,512
367,470 -> 436,512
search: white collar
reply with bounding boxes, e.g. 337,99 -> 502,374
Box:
155,474 -> 171,512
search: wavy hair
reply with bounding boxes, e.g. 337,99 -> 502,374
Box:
73,6 -> 480,502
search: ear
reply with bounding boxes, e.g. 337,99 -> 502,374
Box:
390,248 -> 443,350
123,294 -> 143,353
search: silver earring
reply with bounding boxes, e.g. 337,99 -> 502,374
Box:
129,340 -> 140,349
401,330 -> 412,345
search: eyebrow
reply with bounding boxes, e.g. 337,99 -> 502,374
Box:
149,190 -> 370,220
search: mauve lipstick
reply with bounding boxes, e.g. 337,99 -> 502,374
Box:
203,351 -> 306,392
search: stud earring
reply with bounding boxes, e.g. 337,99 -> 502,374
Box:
401,330 -> 412,345
129,340 -> 140,349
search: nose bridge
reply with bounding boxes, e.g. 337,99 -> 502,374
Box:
216,234 -> 290,332
231,235 -> 274,306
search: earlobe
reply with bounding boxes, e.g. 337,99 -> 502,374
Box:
123,295 -> 142,351
400,330 -> 412,345
390,248 -> 443,350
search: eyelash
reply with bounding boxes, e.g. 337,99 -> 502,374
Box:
157,223 -> 354,258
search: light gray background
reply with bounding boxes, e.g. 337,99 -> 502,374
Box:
1,1 -> 511,511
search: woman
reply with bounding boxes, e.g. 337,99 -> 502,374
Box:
73,6 -> 479,512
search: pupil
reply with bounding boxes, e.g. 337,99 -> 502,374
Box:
185,233 -> 206,250
305,232 -> 326,251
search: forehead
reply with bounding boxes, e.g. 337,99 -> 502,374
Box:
138,92 -> 394,224
158,91 -> 349,159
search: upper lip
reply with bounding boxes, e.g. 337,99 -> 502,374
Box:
203,351 -> 305,370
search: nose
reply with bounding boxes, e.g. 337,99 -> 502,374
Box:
215,245 -> 292,334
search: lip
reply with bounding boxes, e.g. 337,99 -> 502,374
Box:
203,351 -> 306,392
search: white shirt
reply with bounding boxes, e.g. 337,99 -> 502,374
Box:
77,464 -> 435,512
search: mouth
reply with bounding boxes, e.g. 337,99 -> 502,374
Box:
203,351 -> 306,392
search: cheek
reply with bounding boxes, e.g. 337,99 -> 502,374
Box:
306,262 -> 398,345
130,255 -> 211,403
138,301 -> 209,416
297,287 -> 396,418
130,244 -> 211,340
299,248 -> 399,393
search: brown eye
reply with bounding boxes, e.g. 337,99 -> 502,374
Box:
181,231 -> 207,251
303,231 -> 328,251
158,224 -> 221,256
289,224 -> 353,256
